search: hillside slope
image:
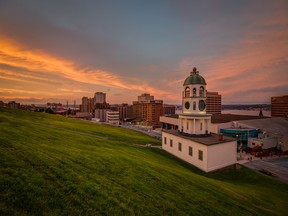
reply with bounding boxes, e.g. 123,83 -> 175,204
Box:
0,108 -> 287,215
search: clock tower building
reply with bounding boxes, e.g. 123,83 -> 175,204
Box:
179,67 -> 211,135
161,67 -> 236,172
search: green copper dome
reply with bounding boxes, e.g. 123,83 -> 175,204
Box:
183,67 -> 206,86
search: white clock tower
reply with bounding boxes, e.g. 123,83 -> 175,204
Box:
178,67 -> 211,135
162,67 -> 237,172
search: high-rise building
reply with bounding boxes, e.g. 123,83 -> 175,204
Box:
94,92 -> 106,104
94,109 -> 109,122
116,103 -> 133,121
80,97 -> 94,113
80,92 -> 109,114
94,102 -> 110,109
271,95 -> 288,117
80,97 -> 88,112
206,91 -> 222,114
79,92 -> 109,116
133,94 -> 163,126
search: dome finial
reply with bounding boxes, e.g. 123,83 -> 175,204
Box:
191,67 -> 198,74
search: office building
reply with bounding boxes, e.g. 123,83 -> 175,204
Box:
271,95 -> 288,117
133,93 -> 163,127
94,92 -> 106,104
80,97 -> 94,113
94,109 -> 108,122
206,91 -> 221,114
116,103 -> 133,121
106,110 -> 120,125
80,92 -> 109,114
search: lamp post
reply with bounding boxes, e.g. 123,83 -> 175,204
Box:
236,134 -> 240,151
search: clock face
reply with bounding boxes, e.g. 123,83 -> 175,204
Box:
199,100 -> 206,111
185,101 -> 190,109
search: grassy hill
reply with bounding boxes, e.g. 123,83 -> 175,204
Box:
0,108 -> 287,215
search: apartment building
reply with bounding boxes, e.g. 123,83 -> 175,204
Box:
206,91 -> 222,114
271,95 -> 288,118
133,93 -> 163,127
106,110 -> 120,125
94,92 -> 106,104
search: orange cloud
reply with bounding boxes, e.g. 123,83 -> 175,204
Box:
0,36 -> 175,102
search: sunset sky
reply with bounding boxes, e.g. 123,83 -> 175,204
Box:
0,0 -> 287,105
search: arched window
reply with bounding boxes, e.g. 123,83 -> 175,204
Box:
193,88 -> 196,97
185,87 -> 190,97
199,86 -> 204,97
193,102 -> 196,110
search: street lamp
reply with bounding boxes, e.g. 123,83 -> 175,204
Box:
236,134 -> 240,151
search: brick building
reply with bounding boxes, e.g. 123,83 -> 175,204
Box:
271,95 -> 288,117
116,103 -> 133,121
80,97 -> 94,113
133,93 -> 163,127
206,91 -> 222,114
80,92 -> 109,114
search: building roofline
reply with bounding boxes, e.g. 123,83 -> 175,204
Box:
163,129 -> 235,146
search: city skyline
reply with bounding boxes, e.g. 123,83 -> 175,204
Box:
0,0 -> 287,105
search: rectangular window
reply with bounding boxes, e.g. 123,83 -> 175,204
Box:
170,139 -> 173,147
189,146 -> 193,156
178,142 -> 182,151
198,150 -> 203,161
187,122 -> 189,130
164,137 -> 167,144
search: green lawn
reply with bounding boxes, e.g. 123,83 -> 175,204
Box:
0,108 -> 287,215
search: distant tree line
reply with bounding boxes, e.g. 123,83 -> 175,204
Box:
222,104 -> 271,110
